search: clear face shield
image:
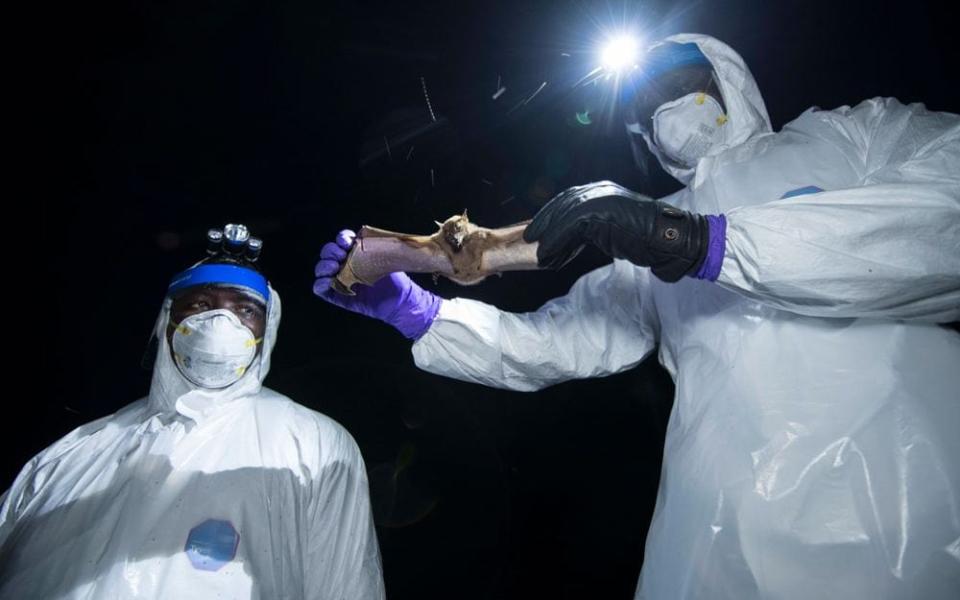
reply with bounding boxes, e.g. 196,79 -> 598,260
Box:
142,224 -> 270,377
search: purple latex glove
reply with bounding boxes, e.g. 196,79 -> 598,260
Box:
313,229 -> 442,340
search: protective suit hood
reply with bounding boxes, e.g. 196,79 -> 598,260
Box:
146,284 -> 282,423
633,33 -> 773,185
1,278 -> 387,598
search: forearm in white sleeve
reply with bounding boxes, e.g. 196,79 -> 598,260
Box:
718,101 -> 960,322
719,184 -> 959,321
412,259 -> 659,391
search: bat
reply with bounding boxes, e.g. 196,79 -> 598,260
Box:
332,211 -> 541,295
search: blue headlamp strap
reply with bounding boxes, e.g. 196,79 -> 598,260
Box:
620,42 -> 713,105
167,264 -> 270,303
642,42 -> 711,81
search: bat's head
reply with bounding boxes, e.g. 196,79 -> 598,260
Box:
435,211 -> 471,251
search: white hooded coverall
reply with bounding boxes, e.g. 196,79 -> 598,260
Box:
0,287 -> 386,599
412,34 -> 960,599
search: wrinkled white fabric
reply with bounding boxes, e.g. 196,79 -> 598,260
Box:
0,287 -> 385,599
412,33 -> 960,600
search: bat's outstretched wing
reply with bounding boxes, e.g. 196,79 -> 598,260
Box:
332,220 -> 541,295
333,226 -> 454,295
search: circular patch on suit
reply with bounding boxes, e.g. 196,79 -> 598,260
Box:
184,519 -> 240,571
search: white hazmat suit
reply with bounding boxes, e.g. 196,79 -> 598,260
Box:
0,287 -> 385,599
411,34 -> 960,599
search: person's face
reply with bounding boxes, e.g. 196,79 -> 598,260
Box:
166,285 -> 267,355
625,64 -> 725,131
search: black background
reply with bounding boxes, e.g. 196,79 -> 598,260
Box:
21,0 -> 958,598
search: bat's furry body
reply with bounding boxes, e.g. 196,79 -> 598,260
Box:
332,213 -> 540,295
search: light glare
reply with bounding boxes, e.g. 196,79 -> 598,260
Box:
601,35 -> 640,72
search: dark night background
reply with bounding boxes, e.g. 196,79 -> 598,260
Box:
18,0 -> 957,598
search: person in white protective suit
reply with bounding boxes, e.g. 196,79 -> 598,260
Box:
1,224 -> 385,599
314,34 -> 960,599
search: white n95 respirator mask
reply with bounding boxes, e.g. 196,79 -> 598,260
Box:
652,92 -> 728,167
171,309 -> 261,389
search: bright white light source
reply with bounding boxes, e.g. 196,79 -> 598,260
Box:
600,35 -> 640,72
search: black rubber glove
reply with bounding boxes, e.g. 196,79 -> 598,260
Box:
523,181 -> 710,282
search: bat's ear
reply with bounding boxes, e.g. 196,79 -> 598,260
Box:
434,220 -> 444,228
461,209 -> 469,220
